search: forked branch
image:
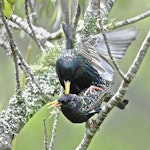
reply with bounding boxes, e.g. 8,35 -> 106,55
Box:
76,28 -> 150,150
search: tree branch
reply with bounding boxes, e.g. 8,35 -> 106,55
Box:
114,10 -> 150,29
72,2 -> 81,41
25,0 -> 42,49
76,29 -> 150,150
10,15 -> 62,49
0,25 -> 12,54
0,0 -> 21,94
97,0 -> 126,80
49,87 -> 63,150
84,0 -> 116,19
0,65 -> 60,150
81,0 -> 116,37
43,119 -> 48,150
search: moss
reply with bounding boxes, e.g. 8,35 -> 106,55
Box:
107,18 -> 117,30
80,17 -> 100,37
37,45 -> 61,67
31,44 -> 61,75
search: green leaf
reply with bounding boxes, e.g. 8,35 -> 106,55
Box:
2,0 -> 14,19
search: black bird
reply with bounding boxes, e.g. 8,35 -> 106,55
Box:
56,25 -> 139,94
49,89 -> 129,123
50,89 -> 104,123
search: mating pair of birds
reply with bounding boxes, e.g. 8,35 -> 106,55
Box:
50,24 -> 138,123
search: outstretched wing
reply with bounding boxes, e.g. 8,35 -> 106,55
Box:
75,27 -> 139,81
88,27 -> 139,60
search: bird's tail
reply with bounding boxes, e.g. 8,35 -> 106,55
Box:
104,92 -> 129,109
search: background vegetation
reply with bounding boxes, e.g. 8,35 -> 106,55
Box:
0,0 -> 150,149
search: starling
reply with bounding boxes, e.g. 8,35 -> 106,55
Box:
50,89 -> 104,123
56,25 -> 139,94
49,89 -> 129,123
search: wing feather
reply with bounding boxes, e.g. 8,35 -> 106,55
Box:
88,27 -> 139,60
76,41 -> 115,81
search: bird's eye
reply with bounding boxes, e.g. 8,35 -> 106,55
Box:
61,100 -> 69,104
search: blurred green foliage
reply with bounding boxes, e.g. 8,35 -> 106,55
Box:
2,0 -> 14,19
0,0 -> 150,150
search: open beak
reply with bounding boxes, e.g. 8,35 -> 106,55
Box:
48,100 -> 61,109
64,80 -> 71,94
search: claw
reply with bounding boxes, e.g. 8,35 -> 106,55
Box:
84,85 -> 103,96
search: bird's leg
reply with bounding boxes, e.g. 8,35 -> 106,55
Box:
84,85 -> 103,96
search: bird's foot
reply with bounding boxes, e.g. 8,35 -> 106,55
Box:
84,85 -> 103,96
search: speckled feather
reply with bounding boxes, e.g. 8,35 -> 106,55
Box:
58,89 -> 104,123
57,89 -> 129,123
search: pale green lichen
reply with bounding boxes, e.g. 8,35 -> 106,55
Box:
37,45 -> 61,67
78,17 -> 100,38
21,44 -> 61,122
106,18 -> 116,30
31,44 -> 61,74
0,44 -> 61,146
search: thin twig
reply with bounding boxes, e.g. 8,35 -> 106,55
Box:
47,28 -> 62,40
25,0 -> 42,49
0,1 -> 21,95
61,0 -> 69,24
49,108 -> 59,150
72,2 -> 81,40
0,19 -> 19,29
49,87 -> 63,150
43,119 -> 48,150
28,0 -> 36,24
114,10 -> 150,29
126,29 -> 150,81
97,0 -> 126,80
10,14 -> 62,48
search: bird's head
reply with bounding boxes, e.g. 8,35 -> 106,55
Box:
48,94 -> 81,111
56,51 -> 80,94
58,94 -> 77,106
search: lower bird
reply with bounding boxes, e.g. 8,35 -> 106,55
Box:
49,89 -> 128,123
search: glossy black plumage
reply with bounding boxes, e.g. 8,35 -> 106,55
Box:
56,26 -> 139,94
56,90 -> 129,123
58,89 -> 103,123
56,49 -> 105,94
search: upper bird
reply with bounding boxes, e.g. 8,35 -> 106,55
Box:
56,24 -> 139,94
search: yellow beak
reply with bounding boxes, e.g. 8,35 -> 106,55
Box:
65,80 -> 71,94
47,100 -> 61,109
